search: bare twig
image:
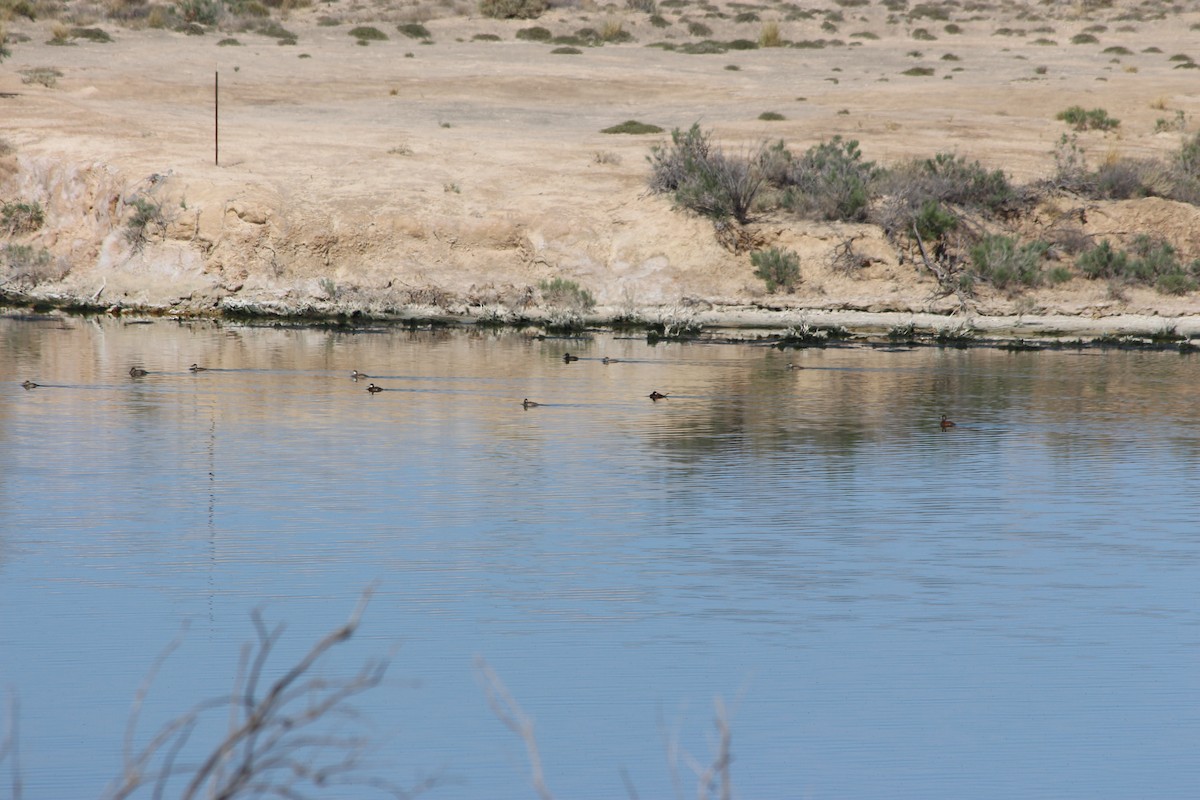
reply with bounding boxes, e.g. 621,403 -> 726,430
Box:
474,657 -> 554,800
103,586 -> 421,800
0,690 -> 21,800
912,224 -> 972,312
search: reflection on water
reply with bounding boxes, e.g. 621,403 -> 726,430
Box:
1,315 -> 1199,800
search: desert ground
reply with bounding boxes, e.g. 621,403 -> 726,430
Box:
2,0 -> 1200,336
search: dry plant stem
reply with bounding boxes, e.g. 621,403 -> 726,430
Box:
0,690 -> 21,800
180,588 -> 382,800
912,225 -> 971,312
684,698 -> 732,800
104,586 -> 411,800
474,657 -> 554,800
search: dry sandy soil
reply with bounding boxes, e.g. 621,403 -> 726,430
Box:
2,0 -> 1200,336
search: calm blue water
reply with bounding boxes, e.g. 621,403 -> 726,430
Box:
1,314 -> 1199,799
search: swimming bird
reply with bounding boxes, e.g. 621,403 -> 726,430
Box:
21,380 -> 39,389
602,357 -> 621,364
940,414 -> 956,429
350,370 -> 370,380
563,353 -> 579,363
129,367 -> 148,377
786,362 -> 803,370
649,391 -> 668,401
366,383 -> 383,394
189,363 -> 207,372
522,398 -> 540,409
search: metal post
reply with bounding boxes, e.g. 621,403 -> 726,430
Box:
214,71 -> 219,167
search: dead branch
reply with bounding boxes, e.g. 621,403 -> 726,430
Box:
0,690 -> 21,800
102,586 -> 425,800
474,657 -> 554,800
912,224 -> 972,312
686,698 -> 733,800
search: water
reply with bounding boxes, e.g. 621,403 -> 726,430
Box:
1,314 -> 1199,799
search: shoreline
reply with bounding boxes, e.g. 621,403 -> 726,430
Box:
5,289 -> 1199,347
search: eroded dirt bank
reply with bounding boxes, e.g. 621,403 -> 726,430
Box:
3,1 -> 1200,337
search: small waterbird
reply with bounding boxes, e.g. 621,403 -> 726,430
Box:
649,391 -> 668,401
563,353 -> 579,363
522,398 -> 540,409
351,370 -> 370,380
366,383 -> 383,394
940,414 -> 956,429
189,363 -> 207,372
786,362 -> 803,370
21,380 -> 39,389
602,357 -> 621,364
129,367 -> 148,377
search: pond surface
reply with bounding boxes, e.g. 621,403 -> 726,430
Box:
1,315 -> 1199,800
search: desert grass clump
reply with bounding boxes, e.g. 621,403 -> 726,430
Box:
515,25 -> 552,41
648,123 -> 765,225
758,20 -> 783,46
1,201 -> 45,235
602,120 -> 663,134
758,111 -> 785,121
601,18 -> 632,42
397,22 -> 431,39
349,25 -> 387,41
969,234 -> 1048,289
19,67 -> 62,87
479,0 -> 546,19
751,246 -> 801,292
1056,105 -> 1119,132
902,66 -> 935,76
1070,32 -> 1099,44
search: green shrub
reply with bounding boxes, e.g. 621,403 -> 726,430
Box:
751,247 -> 801,292
688,21 -> 712,36
647,123 -> 763,224
551,46 -> 581,54
479,0 -> 546,19
602,120 -> 663,134
350,26 -> 388,41
124,195 -> 166,250
1056,105 -> 1120,131
473,33 -> 502,41
1157,271 -> 1198,295
174,0 -> 220,25
1070,32 -> 1099,44
1,201 -> 45,235
758,111 -> 785,121
780,136 -> 879,222
70,26 -> 114,41
539,277 -> 596,312
1076,240 -> 1129,279
969,235 -> 1048,289
255,21 -> 296,41
872,153 -> 1012,238
2,243 -> 66,286
902,66 -> 935,76
397,23 -> 431,39
911,199 -> 958,241
515,26 -> 553,41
